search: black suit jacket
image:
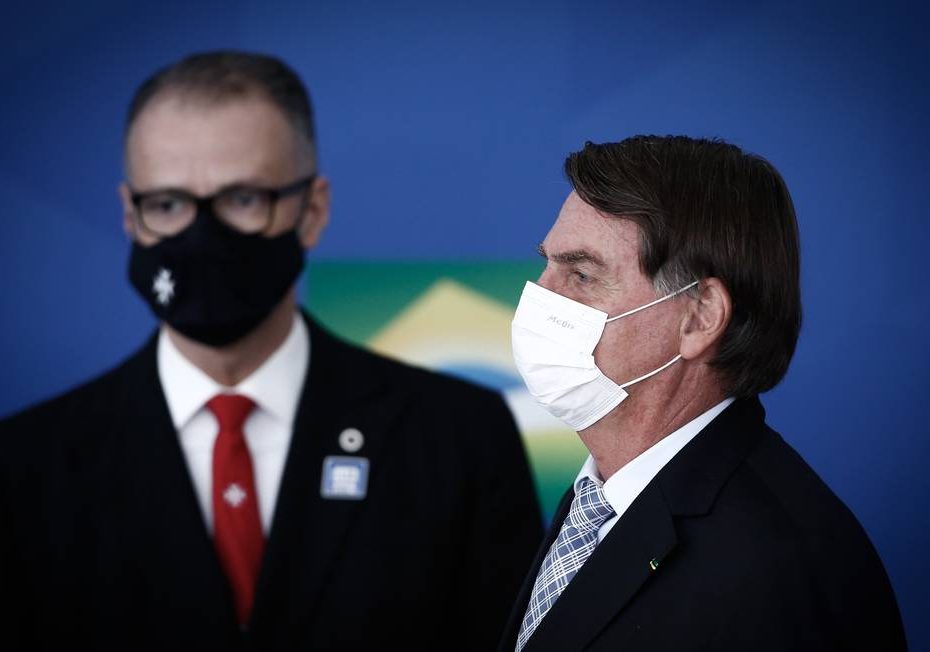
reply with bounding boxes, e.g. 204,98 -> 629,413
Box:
0,314 -> 543,651
498,398 -> 906,651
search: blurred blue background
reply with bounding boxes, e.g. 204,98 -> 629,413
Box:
1,0 -> 927,646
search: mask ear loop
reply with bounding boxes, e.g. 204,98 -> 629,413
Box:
619,354 -> 683,389
605,280 -> 699,323
609,280 -> 699,389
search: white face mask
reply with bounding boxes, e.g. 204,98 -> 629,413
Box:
511,280 -> 698,431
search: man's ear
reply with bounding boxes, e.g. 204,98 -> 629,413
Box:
298,176 -> 331,249
118,182 -> 136,239
679,278 -> 731,361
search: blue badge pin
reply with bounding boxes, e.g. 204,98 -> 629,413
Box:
321,455 -> 369,500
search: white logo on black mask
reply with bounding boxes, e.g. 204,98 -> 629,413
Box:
152,267 -> 176,306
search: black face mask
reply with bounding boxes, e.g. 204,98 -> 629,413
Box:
128,211 -> 305,347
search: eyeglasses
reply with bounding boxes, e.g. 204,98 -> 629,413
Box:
129,175 -> 316,237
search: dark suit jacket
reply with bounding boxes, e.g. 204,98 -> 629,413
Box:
0,314 -> 543,651
498,398 -> 906,651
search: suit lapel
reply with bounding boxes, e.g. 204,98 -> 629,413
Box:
522,483 -> 677,652
656,397 -> 766,517
250,316 -> 397,633
509,398 -> 767,652
96,336 -> 233,628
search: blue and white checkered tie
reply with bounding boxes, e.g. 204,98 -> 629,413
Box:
515,477 -> 616,652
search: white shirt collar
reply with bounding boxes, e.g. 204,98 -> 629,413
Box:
575,397 -> 735,520
157,314 -> 309,430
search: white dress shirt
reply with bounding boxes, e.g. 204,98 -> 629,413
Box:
157,314 -> 309,534
575,397 -> 735,543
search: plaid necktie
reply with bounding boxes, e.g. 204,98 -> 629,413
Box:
516,477 -> 615,651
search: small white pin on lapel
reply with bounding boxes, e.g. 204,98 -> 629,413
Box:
649,558 -> 660,571
338,427 -> 365,453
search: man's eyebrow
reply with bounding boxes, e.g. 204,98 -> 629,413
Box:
536,243 -> 606,267
128,177 -> 273,197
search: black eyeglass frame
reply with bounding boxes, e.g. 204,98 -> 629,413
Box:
128,174 -> 317,237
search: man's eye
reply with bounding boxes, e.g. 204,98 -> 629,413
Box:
228,190 -> 261,207
574,270 -> 591,283
143,196 -> 186,215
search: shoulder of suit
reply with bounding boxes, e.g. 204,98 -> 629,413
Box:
727,426 -> 882,562
0,334 -> 157,449
714,425 -> 902,640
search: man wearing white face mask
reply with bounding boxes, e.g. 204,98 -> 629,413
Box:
499,136 -> 905,652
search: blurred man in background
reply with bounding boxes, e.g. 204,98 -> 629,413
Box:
500,136 -> 905,651
0,50 -> 542,651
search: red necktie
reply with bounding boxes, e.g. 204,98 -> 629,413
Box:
207,394 -> 264,627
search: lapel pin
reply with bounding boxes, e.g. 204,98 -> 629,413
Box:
321,455 -> 369,500
649,558 -> 660,571
338,427 -> 365,453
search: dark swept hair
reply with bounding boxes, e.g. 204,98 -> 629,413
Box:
125,50 -> 316,161
565,136 -> 802,397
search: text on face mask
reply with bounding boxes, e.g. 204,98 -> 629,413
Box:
546,315 -> 576,329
